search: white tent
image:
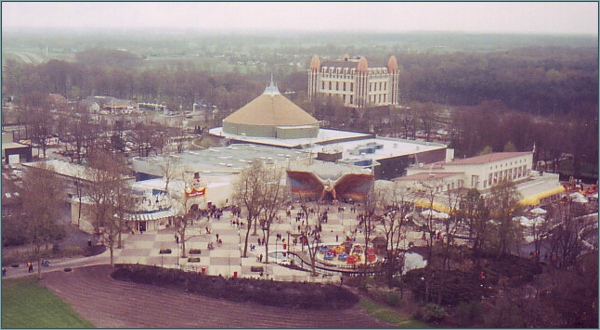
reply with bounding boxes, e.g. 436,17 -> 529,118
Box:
435,212 -> 450,220
421,209 -> 439,218
516,216 -> 545,227
530,207 -> 547,215
570,192 -> 589,203
514,216 -> 531,226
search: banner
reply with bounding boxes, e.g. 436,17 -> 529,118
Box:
186,178 -> 206,198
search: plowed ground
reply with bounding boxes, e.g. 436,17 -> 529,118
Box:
40,265 -> 394,328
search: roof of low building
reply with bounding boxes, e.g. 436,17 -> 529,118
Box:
445,152 -> 532,166
392,172 -> 463,182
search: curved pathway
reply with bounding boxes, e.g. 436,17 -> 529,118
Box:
40,265 -> 394,328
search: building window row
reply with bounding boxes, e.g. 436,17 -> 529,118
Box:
490,158 -> 526,170
486,165 -> 528,187
321,80 -> 354,92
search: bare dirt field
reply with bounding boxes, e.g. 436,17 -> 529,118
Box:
40,265 -> 394,328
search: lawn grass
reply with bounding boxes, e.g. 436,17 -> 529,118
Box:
359,298 -> 430,328
2,277 -> 95,328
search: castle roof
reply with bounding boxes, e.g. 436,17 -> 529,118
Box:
357,57 -> 368,72
310,55 -> 321,71
387,55 -> 398,72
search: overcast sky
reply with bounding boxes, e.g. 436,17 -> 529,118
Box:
2,2 -> 598,35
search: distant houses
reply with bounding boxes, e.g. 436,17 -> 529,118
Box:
79,96 -> 138,114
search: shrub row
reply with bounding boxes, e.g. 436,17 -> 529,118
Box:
111,264 -> 359,310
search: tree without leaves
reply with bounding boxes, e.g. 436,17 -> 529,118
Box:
21,162 -> 66,279
86,150 -> 132,267
375,182 -> 413,289
545,196 -> 590,268
458,188 -> 491,268
487,180 -> 523,258
257,167 -> 287,264
359,184 -> 377,278
440,190 -> 465,271
417,179 -> 440,264
21,92 -> 54,160
233,160 -> 269,258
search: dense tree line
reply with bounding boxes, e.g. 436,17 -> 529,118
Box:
4,45 -> 596,116
3,52 -> 264,113
450,101 -> 598,179
397,46 -> 598,117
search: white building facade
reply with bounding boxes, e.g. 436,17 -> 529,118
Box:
406,152 -> 534,191
308,55 -> 400,108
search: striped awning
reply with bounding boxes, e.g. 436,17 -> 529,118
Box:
414,199 -> 452,214
125,208 -> 178,222
520,186 -> 565,206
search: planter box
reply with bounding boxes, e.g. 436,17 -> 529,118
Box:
250,266 -> 264,273
187,257 -> 201,262
189,249 -> 202,255
159,249 -> 172,254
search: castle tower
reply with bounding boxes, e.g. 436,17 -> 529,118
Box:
387,55 -> 400,105
308,55 -> 321,101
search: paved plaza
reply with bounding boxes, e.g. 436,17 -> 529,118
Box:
3,202 -> 430,281
107,202 -> 430,282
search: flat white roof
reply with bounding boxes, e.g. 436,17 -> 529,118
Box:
313,137 -> 446,162
23,159 -> 133,182
209,127 -> 370,148
210,127 -> 446,164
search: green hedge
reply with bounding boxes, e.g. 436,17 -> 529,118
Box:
111,264 -> 358,310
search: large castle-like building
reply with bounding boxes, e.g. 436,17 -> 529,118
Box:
308,54 -> 400,108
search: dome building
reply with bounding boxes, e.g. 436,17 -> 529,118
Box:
222,80 -> 319,139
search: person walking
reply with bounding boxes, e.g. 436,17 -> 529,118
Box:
2,267 -> 6,277
27,262 -> 33,273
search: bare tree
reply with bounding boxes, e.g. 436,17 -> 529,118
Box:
459,188 -> 491,268
545,195 -> 590,268
86,150 -> 132,267
61,106 -> 100,164
376,182 -> 413,288
258,166 -> 287,264
418,179 -> 439,264
487,180 -> 523,257
22,92 -> 54,159
158,155 -> 180,192
173,171 -> 204,258
359,185 -> 377,277
22,162 -> 66,279
440,189 -> 464,270
233,160 -> 266,258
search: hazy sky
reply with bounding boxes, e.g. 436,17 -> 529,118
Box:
2,2 -> 598,35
